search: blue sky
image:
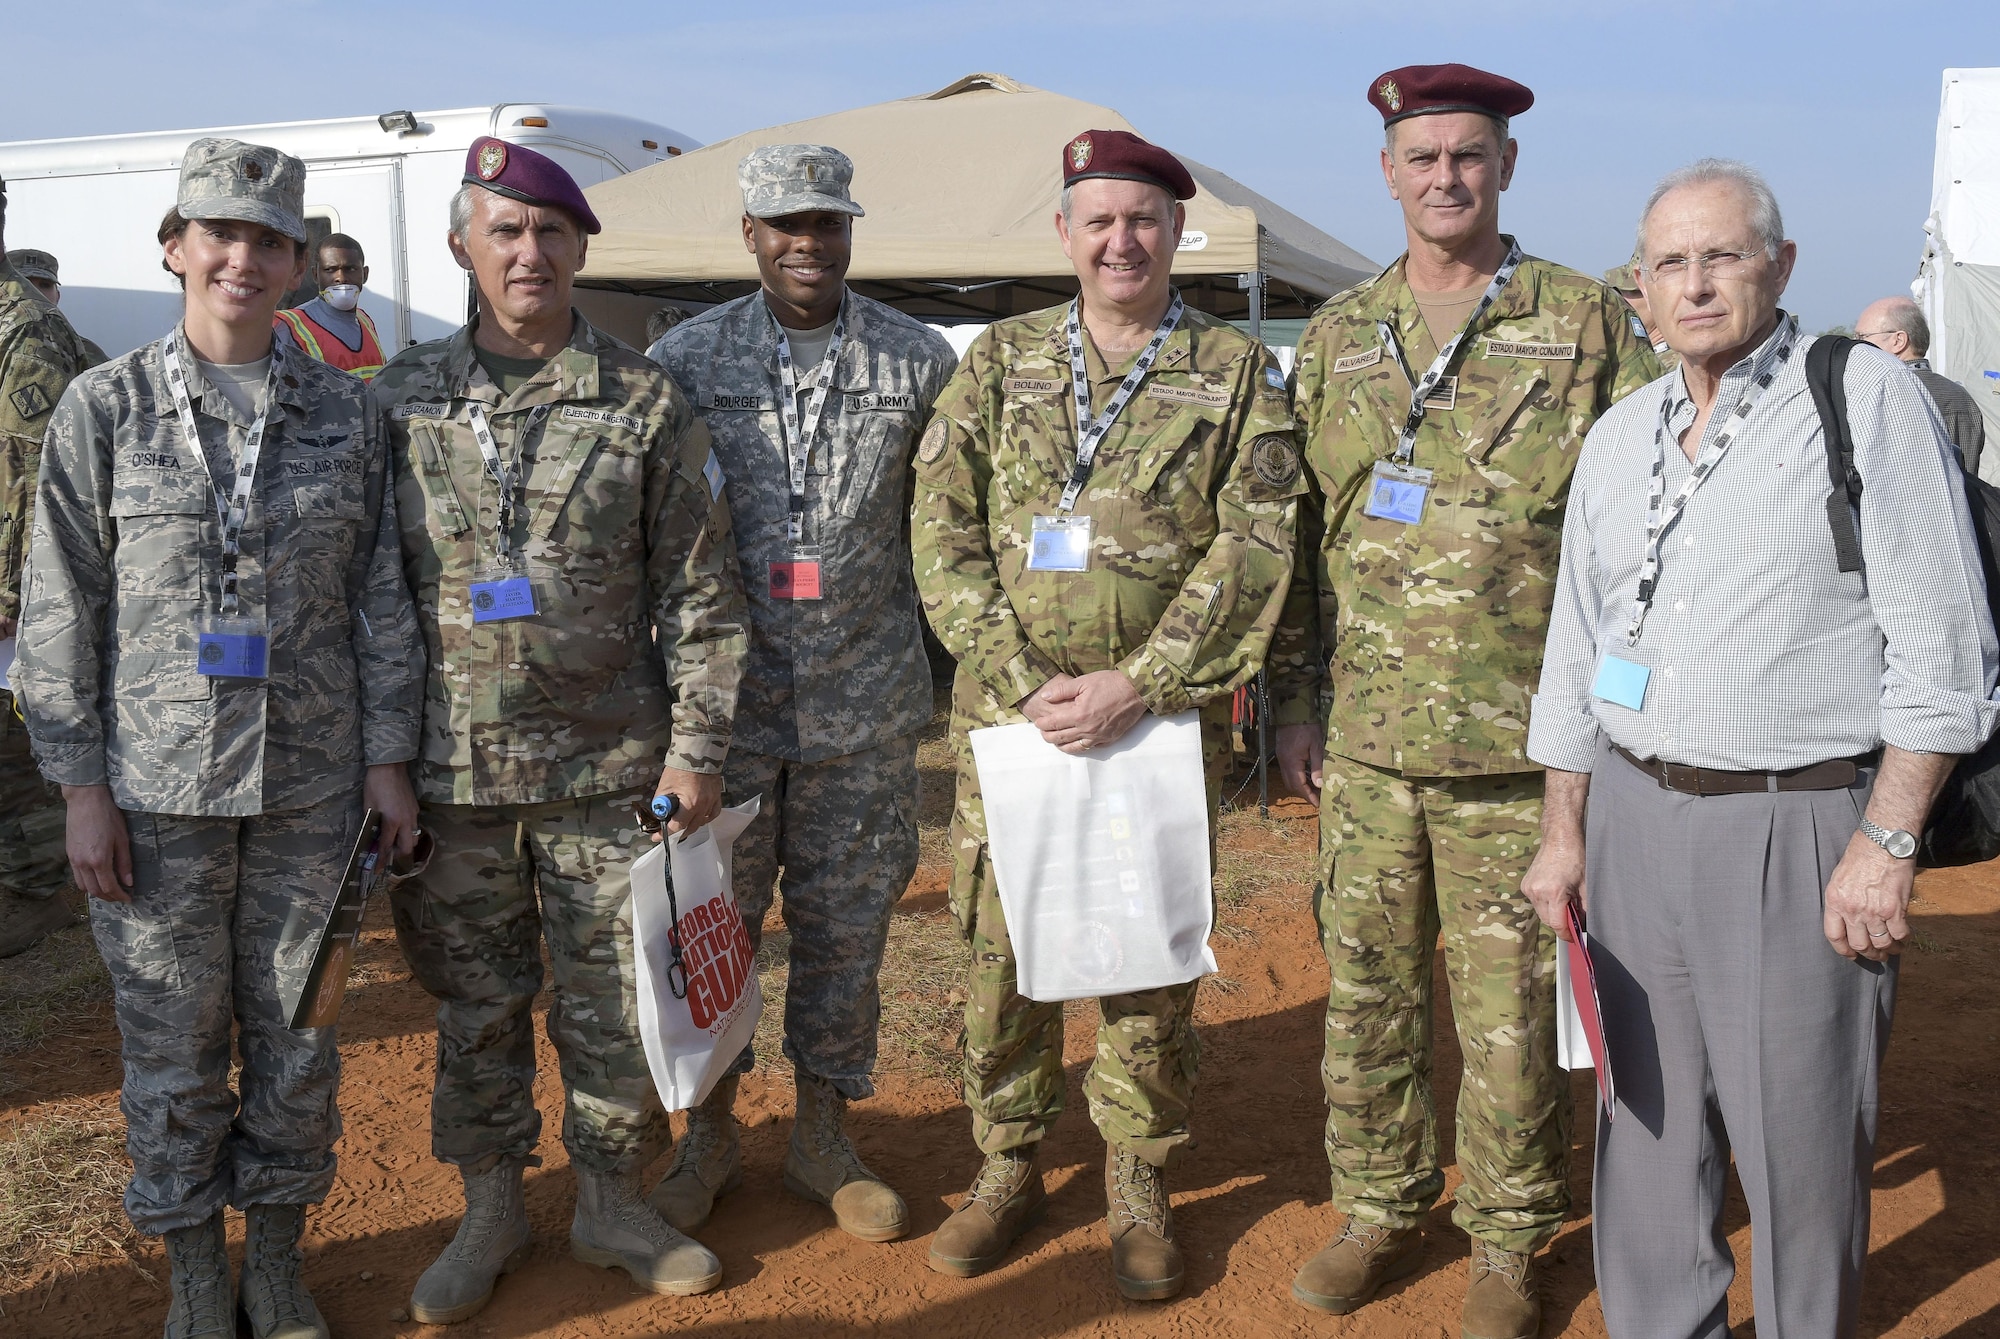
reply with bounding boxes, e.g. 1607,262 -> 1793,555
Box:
8,1 -> 1997,330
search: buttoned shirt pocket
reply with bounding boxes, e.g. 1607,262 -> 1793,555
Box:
104,651 -> 213,799
108,466 -> 212,600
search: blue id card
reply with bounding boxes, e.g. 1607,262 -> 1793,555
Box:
1591,654 -> 1651,711
197,617 -> 268,679
1362,460 -> 1432,526
1027,514 -> 1092,572
470,573 -> 536,623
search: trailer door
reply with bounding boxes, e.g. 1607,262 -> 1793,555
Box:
296,158 -> 410,350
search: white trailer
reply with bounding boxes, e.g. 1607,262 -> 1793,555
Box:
1915,68 -> 2000,484
0,104 -> 699,361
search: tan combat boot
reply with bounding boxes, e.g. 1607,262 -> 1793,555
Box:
782,1073 -> 908,1242
571,1167 -> 722,1295
1463,1239 -> 1542,1339
409,1160 -> 534,1325
161,1212 -> 235,1339
1105,1147 -> 1183,1302
1293,1218 -> 1423,1313
239,1205 -> 329,1339
648,1075 -> 742,1233
927,1148 -> 1045,1277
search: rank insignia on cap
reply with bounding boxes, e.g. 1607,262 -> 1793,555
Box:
242,157 -> 265,181
1378,79 -> 1402,113
1068,135 -> 1093,172
477,141 -> 508,181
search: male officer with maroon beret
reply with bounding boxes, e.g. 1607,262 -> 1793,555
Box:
913,128 -> 1303,1301
1270,65 -> 1658,1337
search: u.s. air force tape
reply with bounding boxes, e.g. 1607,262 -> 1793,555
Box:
1250,434 -> 1301,488
918,419 -> 949,464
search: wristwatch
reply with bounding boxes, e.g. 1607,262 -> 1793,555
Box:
1859,817 -> 1918,860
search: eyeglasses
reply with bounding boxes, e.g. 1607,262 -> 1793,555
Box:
1641,249 -> 1767,283
1854,329 -> 1898,342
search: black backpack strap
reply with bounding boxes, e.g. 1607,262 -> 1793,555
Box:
1805,336 -> 1864,573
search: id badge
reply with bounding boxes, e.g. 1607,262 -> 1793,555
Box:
1027,514 -> 1092,572
1591,654 -> 1651,711
197,615 -> 269,679
770,546 -> 824,600
1362,460 -> 1433,526
470,563 -> 536,624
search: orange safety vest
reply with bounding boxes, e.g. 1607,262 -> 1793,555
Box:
274,304 -> 387,380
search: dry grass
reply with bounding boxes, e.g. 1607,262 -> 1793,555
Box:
0,919 -> 110,1065
0,1099 -> 147,1288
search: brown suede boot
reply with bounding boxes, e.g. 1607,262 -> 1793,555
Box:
926,1148 -> 1045,1278
782,1074 -> 908,1242
1292,1218 -> 1423,1314
1105,1147 -> 1182,1302
648,1076 -> 742,1233
1463,1239 -> 1541,1339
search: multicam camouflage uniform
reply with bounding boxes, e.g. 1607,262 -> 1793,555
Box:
652,289 -> 956,1098
1,253 -> 89,929
376,313 -> 748,1175
1602,261 -> 1678,374
16,325 -> 423,1231
914,300 -> 1303,1167
1273,246 -> 1658,1253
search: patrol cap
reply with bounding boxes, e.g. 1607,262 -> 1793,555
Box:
1602,262 -> 1641,293
1369,64 -> 1535,128
1061,129 -> 1197,201
177,137 -> 309,242
463,136 -> 602,234
738,144 -> 865,220
7,249 -> 57,284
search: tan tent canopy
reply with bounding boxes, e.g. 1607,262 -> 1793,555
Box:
579,73 -> 1377,327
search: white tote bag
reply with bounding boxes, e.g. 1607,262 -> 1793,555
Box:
969,710 -> 1218,1003
631,797 -> 763,1111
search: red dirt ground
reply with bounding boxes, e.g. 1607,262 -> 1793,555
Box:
3,795 -> 1996,1337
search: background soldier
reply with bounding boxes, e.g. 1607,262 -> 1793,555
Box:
374,138 -> 749,1324
1603,260 -> 1677,370
273,233 -> 387,380
17,139 -> 424,1339
914,129 -> 1304,1302
646,145 -> 957,1246
5,247 -> 108,365
1273,65 -> 1658,1339
0,185 -> 92,960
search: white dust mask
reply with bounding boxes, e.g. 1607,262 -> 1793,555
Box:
321,284 -> 362,312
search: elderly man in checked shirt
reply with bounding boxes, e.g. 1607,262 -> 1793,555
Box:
1523,158 -> 1997,1339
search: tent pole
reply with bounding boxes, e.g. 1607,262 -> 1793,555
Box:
1244,267 -> 1273,818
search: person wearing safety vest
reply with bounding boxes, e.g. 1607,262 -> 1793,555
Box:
274,232 -> 387,379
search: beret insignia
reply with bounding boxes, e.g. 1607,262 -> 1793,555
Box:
918,418 -> 949,465
1068,134 -> 1093,172
477,141 -> 508,181
1378,79 -> 1402,113
1250,434 -> 1301,489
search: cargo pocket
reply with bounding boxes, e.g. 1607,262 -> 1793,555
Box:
90,819 -> 184,997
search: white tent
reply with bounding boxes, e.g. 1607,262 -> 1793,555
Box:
1915,67 -> 2000,484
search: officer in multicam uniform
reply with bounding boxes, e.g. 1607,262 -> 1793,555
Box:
373,138 -> 749,1325
16,139 -> 425,1339
0,186 -> 92,961
913,129 -> 1304,1302
645,144 -> 957,1247
1271,66 -> 1658,1339
1603,260 -> 1678,371
7,248 -> 111,367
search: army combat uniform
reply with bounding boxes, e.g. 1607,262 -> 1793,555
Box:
915,299 -> 1303,1166
0,249 -> 91,953
376,312 -> 748,1178
1274,244 -> 1658,1253
653,289 -> 956,1097
16,324 -> 424,1232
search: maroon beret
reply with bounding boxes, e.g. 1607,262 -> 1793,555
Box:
463,136 -> 601,234
1061,129 -> 1197,201
1368,64 -> 1534,127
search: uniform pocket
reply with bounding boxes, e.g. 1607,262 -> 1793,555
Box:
109,475 -> 212,598
90,881 -> 184,995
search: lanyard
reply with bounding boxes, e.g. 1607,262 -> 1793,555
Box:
1626,312 -> 1800,644
161,342 -> 275,618
464,401 -> 550,563
1375,239 -> 1523,466
1060,290 -> 1184,513
773,310 -> 847,544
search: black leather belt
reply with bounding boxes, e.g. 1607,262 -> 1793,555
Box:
1612,744 -> 1878,796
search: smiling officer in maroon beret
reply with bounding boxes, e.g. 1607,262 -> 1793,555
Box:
1272,64 -> 1659,1337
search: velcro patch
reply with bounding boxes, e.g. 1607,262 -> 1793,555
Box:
1002,377 -> 1062,396
846,391 -> 918,412
1249,434 -> 1302,489
707,392 -> 772,411
9,384 -> 51,419
1145,384 -> 1233,408
1485,340 -> 1577,360
560,406 -> 646,434
1333,348 -> 1383,374
1423,375 -> 1458,411
390,402 -> 450,420
918,419 -> 949,465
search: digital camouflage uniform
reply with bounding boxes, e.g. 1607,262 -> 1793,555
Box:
652,289 -> 956,1099
914,300 -> 1304,1167
16,326 -> 424,1232
1274,245 -> 1659,1252
0,254 -> 90,921
376,312 -> 748,1176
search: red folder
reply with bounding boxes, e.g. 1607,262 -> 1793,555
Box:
1565,902 -> 1616,1121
